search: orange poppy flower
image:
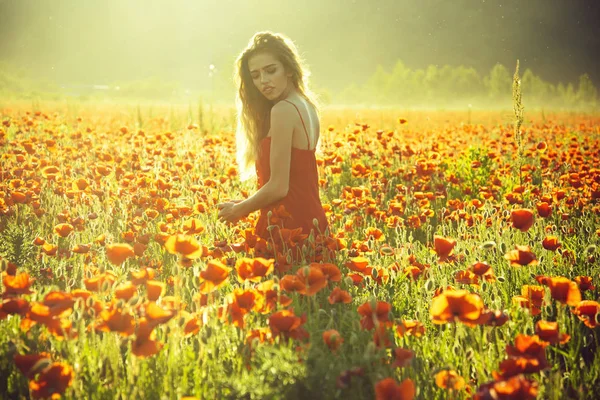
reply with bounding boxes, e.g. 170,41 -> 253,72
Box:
84,272 -> 116,292
114,282 -> 137,300
433,235 -> 456,262
232,288 -> 263,313
430,289 -> 483,326
544,277 -> 581,306
3,272 -> 34,295
131,318 -> 164,357
41,242 -> 58,256
14,352 -> 52,377
328,286 -> 352,304
454,269 -> 479,285
572,300 -> 600,328
296,266 -> 328,296
96,307 -> 135,337
541,236 -> 560,251
53,223 -> 74,237
236,257 -> 274,282
574,276 -> 595,291
536,202 -> 552,218
268,309 -> 309,341
105,243 -> 135,265
198,260 -> 231,294
145,280 -> 166,301
322,329 -> 343,351
510,209 -> 534,232
391,347 -> 414,368
512,285 -> 545,315
474,375 -> 538,400
357,300 -> 392,330
72,243 -> 91,254
1,298 -> 30,316
280,274 -> 306,293
504,245 -> 538,267
435,370 -> 465,390
312,262 -> 342,282
43,291 -> 75,316
181,311 -> 201,336
396,320 -> 425,337
535,320 -> 570,345
164,234 -> 205,259
145,301 -> 176,325
507,334 -> 549,365
470,261 -> 491,276
345,256 -> 371,274
246,327 -> 273,348
373,323 -> 392,348
132,335 -> 164,358
28,362 -> 74,399
130,267 -> 156,285
182,218 -> 204,234
374,377 -> 415,400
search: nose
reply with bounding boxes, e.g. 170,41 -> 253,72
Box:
260,72 -> 269,84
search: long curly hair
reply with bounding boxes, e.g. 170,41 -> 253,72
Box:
233,31 -> 320,181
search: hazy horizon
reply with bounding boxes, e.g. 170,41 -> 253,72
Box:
1,0 -> 598,95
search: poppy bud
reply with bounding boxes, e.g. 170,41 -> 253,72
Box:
364,341 -> 376,358
371,268 -> 378,280
128,296 -> 139,306
85,297 -> 95,309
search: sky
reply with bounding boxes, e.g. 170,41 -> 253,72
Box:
0,0 -> 598,94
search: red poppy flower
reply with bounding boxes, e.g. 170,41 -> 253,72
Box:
504,245 -> 538,267
296,266 -> 328,296
236,257 -> 274,282
198,260 -> 231,294
105,243 -> 136,265
572,300 -> 600,328
541,236 -> 561,251
374,377 -> 415,400
510,209 -> 534,232
430,289 -> 484,326
323,329 -> 343,351
433,235 -> 456,262
435,370 -> 465,390
535,320 -> 570,345
357,300 -> 392,330
328,286 -> 352,304
396,320 -> 425,337
391,347 -> 414,368
28,362 -> 74,399
544,277 -> 581,306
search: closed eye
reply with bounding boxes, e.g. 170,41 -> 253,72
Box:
251,68 -> 276,79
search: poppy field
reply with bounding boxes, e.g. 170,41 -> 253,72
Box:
1,100 -> 600,400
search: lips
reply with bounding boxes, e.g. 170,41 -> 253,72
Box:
263,87 -> 274,94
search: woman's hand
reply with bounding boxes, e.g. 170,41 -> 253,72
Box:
217,200 -> 244,224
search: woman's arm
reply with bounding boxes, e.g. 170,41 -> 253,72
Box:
232,101 -> 294,217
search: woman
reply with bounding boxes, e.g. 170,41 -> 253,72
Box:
217,31 -> 329,262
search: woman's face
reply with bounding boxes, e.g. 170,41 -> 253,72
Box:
248,52 -> 292,101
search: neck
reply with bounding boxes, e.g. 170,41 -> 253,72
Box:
272,84 -> 297,104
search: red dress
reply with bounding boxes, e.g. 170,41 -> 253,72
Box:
254,100 -> 329,248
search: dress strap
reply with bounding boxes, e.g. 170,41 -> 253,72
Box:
282,99 -> 311,150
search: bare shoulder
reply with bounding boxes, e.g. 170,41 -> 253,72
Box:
271,100 -> 297,117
